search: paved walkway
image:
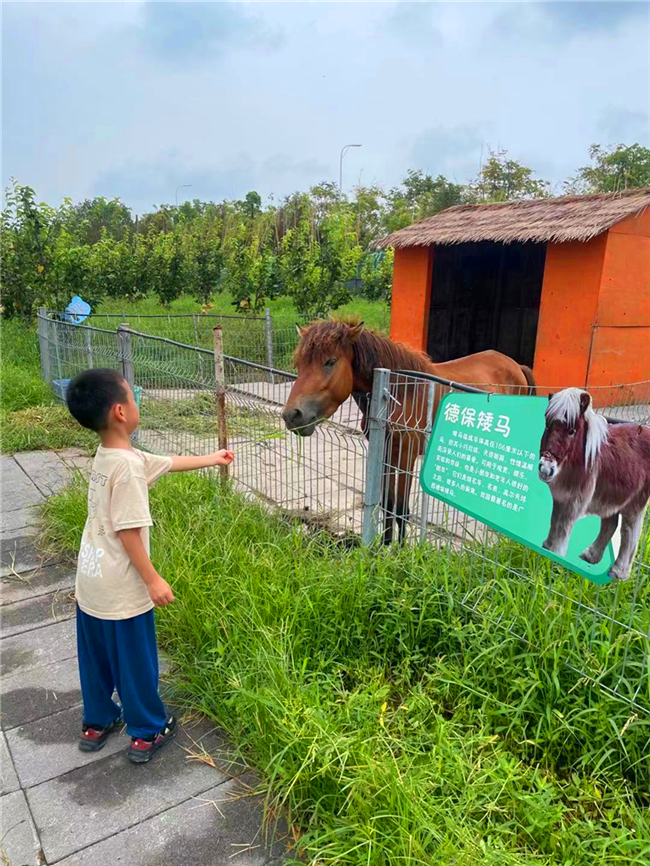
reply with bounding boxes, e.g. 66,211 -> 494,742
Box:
1,451 -> 289,866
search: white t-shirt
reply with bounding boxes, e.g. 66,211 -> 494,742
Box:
75,446 -> 173,620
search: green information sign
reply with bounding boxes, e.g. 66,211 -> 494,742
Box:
420,393 -> 616,584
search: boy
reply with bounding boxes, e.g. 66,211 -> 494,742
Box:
66,368 -> 234,763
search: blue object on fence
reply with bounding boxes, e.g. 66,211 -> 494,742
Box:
63,296 -> 91,324
53,379 -> 141,409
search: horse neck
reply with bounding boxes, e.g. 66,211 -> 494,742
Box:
352,332 -> 434,392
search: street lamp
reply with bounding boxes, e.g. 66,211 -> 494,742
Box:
339,144 -> 362,192
175,184 -> 192,206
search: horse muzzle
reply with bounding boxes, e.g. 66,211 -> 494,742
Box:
538,455 -> 558,482
281,404 -> 321,437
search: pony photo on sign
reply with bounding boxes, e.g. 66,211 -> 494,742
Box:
538,388 -> 650,581
283,318 -> 535,543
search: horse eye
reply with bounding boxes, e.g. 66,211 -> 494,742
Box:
324,358 -> 337,369
569,429 -> 576,437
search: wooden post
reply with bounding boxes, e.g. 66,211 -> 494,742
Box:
264,308 -> 275,384
213,325 -> 229,484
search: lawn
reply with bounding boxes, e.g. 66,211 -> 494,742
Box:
1,318 -> 97,454
40,470 -> 650,866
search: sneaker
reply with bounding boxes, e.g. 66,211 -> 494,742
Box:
79,715 -> 123,752
127,714 -> 177,764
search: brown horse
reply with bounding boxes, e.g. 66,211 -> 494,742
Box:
539,388 -> 650,580
282,318 -> 536,542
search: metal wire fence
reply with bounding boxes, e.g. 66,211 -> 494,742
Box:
45,309 -> 300,374
362,368 -> 650,714
37,311 -> 650,713
37,311 -> 368,535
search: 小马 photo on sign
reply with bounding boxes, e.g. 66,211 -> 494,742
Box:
420,388 -> 650,585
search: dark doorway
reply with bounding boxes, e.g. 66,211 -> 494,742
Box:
427,241 -> 546,366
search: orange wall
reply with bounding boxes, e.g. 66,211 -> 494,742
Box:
389,246 -> 433,351
587,212 -> 650,388
533,235 -> 607,389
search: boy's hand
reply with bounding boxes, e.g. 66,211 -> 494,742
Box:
148,575 -> 175,606
211,450 -> 235,466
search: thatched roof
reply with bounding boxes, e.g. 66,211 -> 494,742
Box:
374,187 -> 650,249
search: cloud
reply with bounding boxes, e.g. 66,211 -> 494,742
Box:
139,1 -> 281,65
386,2 -> 444,47
92,151 -> 331,213
540,1 -> 646,34
410,126 -> 486,182
597,107 -> 650,145
493,1 -> 647,43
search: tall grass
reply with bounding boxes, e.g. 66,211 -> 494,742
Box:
41,472 -> 650,865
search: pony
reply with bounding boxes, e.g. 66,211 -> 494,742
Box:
282,318 -> 536,543
539,388 -> 650,580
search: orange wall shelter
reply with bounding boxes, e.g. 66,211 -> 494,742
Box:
389,210 -> 650,393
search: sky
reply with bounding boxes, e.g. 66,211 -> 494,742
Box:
2,1 -> 649,215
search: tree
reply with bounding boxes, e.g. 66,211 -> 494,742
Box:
385,171 -> 463,232
60,197 -> 133,245
1,180 -> 57,317
280,208 -> 362,319
565,144 -> 650,194
466,149 -> 550,203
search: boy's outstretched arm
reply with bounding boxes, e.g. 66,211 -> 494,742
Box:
117,528 -> 175,606
170,450 -> 234,472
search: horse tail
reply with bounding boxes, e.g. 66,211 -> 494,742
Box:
520,365 -> 537,396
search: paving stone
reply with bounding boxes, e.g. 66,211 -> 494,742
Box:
1,457 -> 44,512
1,656 -> 81,730
0,790 -> 43,866
1,731 -> 20,795
1,563 -> 75,605
0,506 -> 40,534
54,774 -> 289,866
1,536 -> 43,577
26,724 -> 237,863
14,451 -> 72,498
7,710 -> 241,792
57,449 -> 93,476
1,589 -> 76,637
6,705 -> 126,789
1,617 -> 77,677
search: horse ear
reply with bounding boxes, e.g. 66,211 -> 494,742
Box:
579,391 -> 591,415
348,321 -> 365,342
295,323 -> 308,338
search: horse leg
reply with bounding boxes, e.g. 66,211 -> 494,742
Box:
608,500 -> 648,581
395,446 -> 421,543
542,499 -> 582,557
382,474 -> 395,545
580,513 -> 619,565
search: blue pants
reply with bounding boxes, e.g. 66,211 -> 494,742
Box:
76,606 -> 167,739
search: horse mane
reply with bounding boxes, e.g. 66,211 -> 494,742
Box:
546,388 -> 609,468
294,317 -> 432,379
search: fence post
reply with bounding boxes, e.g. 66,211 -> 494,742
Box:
118,324 -> 137,441
213,325 -> 229,485
362,367 -> 390,546
84,328 -> 93,370
117,324 -> 134,389
418,381 -> 436,541
264,308 -> 275,385
37,307 -> 51,384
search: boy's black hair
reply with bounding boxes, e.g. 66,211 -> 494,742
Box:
66,369 -> 129,431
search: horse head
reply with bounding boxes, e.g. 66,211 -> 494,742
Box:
282,319 -> 365,436
539,388 -> 607,482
